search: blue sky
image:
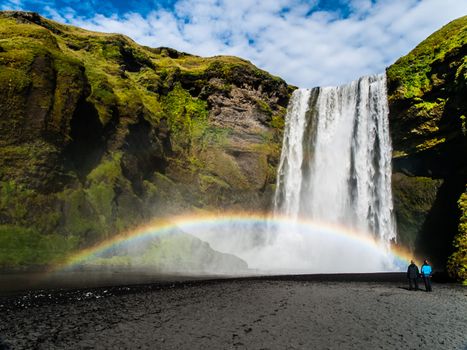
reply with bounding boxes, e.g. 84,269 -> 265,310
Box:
2,0 -> 467,87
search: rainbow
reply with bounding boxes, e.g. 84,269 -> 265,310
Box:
52,212 -> 415,272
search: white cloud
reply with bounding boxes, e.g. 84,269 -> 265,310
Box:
1,0 -> 24,11
42,0 -> 467,87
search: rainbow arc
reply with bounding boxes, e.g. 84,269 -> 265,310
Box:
52,212 -> 414,272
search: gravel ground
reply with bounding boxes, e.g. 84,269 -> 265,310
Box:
0,276 -> 466,349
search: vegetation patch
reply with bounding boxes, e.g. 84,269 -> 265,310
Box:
447,189 -> 467,281
0,225 -> 78,267
387,16 -> 467,100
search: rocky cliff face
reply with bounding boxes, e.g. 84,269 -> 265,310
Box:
0,11 -> 290,267
387,15 -> 467,274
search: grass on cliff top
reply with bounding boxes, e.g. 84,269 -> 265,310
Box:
0,9 -> 284,129
0,11 -> 283,81
0,11 -> 284,130
387,15 -> 467,99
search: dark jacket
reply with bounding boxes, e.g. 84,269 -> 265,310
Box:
407,263 -> 419,279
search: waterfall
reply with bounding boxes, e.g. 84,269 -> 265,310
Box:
274,74 -> 396,244
188,74 -> 400,273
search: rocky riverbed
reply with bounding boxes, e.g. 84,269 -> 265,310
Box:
0,275 -> 466,349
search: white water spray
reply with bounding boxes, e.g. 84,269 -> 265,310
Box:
274,74 -> 395,244
274,75 -> 395,242
189,74 -> 400,273
273,89 -> 312,219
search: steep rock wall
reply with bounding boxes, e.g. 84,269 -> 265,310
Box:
387,15 -> 467,272
0,11 -> 291,267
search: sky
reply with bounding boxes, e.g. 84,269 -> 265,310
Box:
2,0 -> 467,87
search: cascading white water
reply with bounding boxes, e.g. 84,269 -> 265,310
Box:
186,74 -> 401,273
274,74 -> 396,244
273,89 -> 312,219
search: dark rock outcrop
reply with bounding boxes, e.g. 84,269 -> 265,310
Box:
387,15 -> 467,272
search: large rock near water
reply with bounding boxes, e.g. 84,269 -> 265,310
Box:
83,229 -> 249,274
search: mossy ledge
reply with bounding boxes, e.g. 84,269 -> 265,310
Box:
0,11 -> 290,268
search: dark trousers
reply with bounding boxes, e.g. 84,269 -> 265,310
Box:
408,278 -> 419,290
423,276 -> 432,292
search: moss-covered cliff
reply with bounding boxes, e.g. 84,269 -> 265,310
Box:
387,15 -> 467,276
0,11 -> 290,267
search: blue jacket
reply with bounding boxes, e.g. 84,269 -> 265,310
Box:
421,264 -> 432,276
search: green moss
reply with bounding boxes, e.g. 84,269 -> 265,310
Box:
415,137 -> 446,151
0,180 -> 32,222
392,150 -> 408,158
135,67 -> 161,84
387,16 -> 467,99
76,152 -> 126,238
164,83 -> 208,123
0,18 -> 59,48
162,82 -> 209,152
85,182 -> 115,226
147,172 -> 186,214
87,152 -> 122,184
205,150 -> 249,189
271,113 -> 285,129
0,224 -> 79,267
255,98 -> 273,116
392,174 -> 443,250
447,188 -> 467,281
193,124 -> 232,153
58,188 -> 102,238
460,115 -> 466,135
0,66 -> 31,93
0,180 -> 61,235
413,100 -> 442,114
199,174 -> 230,192
50,54 -> 86,129
86,70 -> 118,124
113,189 -> 143,232
58,153 -> 133,241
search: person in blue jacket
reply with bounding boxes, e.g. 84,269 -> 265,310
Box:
420,259 -> 433,292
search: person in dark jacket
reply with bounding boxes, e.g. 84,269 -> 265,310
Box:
407,260 -> 419,290
420,259 -> 433,292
